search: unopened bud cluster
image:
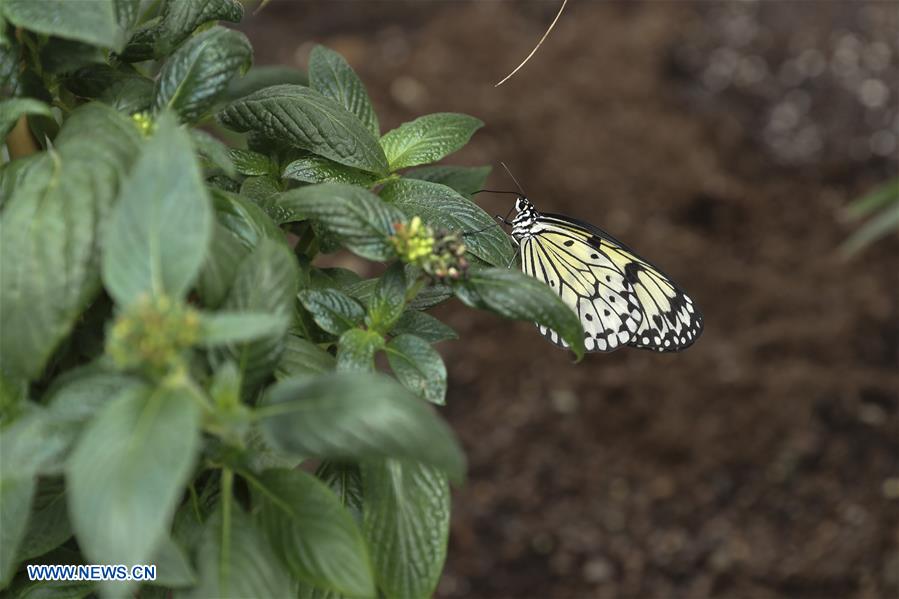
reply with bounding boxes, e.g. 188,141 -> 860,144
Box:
106,294 -> 200,376
390,216 -> 469,281
131,111 -> 155,136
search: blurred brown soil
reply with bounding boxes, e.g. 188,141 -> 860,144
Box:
242,2 -> 899,597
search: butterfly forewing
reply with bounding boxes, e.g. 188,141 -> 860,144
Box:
518,211 -> 702,353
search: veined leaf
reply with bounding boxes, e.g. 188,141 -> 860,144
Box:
3,0 -> 126,51
220,239 -> 298,389
154,0 -> 244,56
191,129 -> 236,178
217,84 -> 388,174
365,262 -> 406,334
228,149 -> 275,176
390,310 -> 457,343
275,334 -> 336,380
0,104 -> 140,381
197,223 -> 250,309
380,113 -> 482,171
260,372 -> 465,481
282,155 -> 376,187
385,334 -> 446,405
102,111 -> 212,306
14,477 -> 71,563
276,183 -> 404,260
308,45 -> 379,137
67,384 -> 200,591
336,328 -> 384,372
66,64 -> 155,115
455,267 -> 586,360
155,26 -> 252,124
298,288 -> 365,336
362,460 -> 450,599
211,188 -> 285,250
198,311 -> 289,347
190,504 -> 293,599
249,469 -> 375,597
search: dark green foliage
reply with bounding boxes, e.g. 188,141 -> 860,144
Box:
0,5 -> 584,597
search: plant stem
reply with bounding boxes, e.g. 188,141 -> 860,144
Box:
6,117 -> 40,159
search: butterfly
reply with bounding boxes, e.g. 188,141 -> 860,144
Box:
498,195 -> 703,353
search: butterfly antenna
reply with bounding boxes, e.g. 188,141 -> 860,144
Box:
500,161 -> 527,196
474,189 -> 520,196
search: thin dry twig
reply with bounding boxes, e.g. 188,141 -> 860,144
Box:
495,0 -> 569,87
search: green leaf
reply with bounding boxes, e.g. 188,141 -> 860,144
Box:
843,178 -> 899,221
385,334 -> 446,405
1,104 -> 140,381
282,155 -> 376,187
228,149 -> 275,176
249,469 -> 375,597
45,367 -> 136,430
260,372 -> 465,481
308,45 -> 379,137
315,461 -> 363,519
840,201 -> 899,257
199,311 -> 289,347
67,384 -> 200,577
336,328 -> 384,372
155,26 -> 252,124
191,129 -> 236,177
380,113 -> 483,171
154,0 -> 244,57
190,504 -> 294,599
102,111 -> 212,305
0,98 -> 52,140
275,334 -> 336,380
456,267 -> 586,359
277,183 -> 404,260
390,310 -> 457,343
0,459 -> 35,585
211,188 -> 285,250
15,477 -> 72,562
220,239 -> 298,388
380,178 -> 514,267
217,84 -> 388,174
298,289 -> 365,336
405,164 -> 491,199
66,64 -> 155,114
39,38 -> 106,75
151,535 -> 196,588
197,223 -> 250,309
3,0 -> 126,52
366,262 -> 406,333
362,460 -> 450,599
113,0 -> 140,30
223,65 -> 307,103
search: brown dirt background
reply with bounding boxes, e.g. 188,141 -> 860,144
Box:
241,2 -> 899,597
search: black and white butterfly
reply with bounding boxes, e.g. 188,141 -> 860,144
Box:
499,195 -> 703,353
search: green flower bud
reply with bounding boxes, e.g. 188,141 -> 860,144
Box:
106,294 -> 200,377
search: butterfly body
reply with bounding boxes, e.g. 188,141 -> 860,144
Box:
507,196 -> 703,353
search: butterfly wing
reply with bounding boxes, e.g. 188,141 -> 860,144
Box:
520,221 -> 643,352
524,213 -> 703,353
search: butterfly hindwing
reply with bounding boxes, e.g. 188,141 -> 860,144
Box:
520,212 -> 702,353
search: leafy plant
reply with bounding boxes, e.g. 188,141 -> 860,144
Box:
0,2 -> 584,597
840,177 -> 899,257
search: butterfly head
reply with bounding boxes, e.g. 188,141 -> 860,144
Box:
510,196 -> 537,240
